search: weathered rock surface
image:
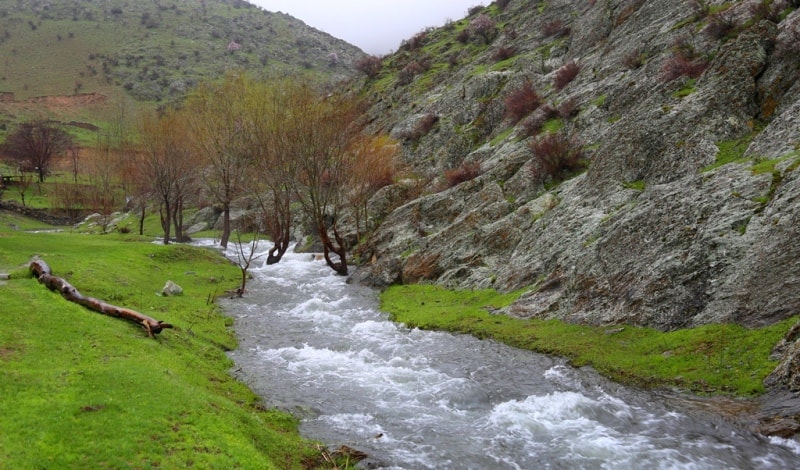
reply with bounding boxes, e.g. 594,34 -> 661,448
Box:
350,0 -> 800,434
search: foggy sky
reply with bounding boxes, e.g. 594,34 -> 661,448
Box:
248,0 -> 488,55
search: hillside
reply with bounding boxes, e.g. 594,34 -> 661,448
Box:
350,0 -> 800,419
0,0 -> 364,124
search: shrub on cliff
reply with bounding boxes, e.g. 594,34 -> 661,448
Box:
554,60 -> 581,90
444,161 -> 483,188
355,55 -> 383,78
469,14 -> 497,45
505,81 -> 541,124
529,132 -> 587,183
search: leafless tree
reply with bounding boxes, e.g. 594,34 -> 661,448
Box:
0,119 -> 73,182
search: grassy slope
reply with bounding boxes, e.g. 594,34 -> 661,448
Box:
0,216 -> 331,468
0,0 -> 357,130
381,284 -> 795,397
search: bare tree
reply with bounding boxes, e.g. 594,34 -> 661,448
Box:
12,164 -> 34,207
185,72 -> 253,249
232,230 -> 263,297
275,83 -> 366,275
0,119 -> 73,182
138,110 -> 196,244
245,78 -> 296,265
346,134 -> 398,241
85,131 -> 125,232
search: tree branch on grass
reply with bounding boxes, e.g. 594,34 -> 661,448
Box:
29,259 -> 173,337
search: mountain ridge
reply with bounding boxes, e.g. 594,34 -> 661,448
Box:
0,0 -> 364,123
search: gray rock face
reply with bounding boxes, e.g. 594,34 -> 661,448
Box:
351,1 -> 800,400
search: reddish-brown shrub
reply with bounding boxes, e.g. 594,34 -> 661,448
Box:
520,103 -> 557,137
401,29 -> 431,51
444,161 -> 483,188
396,59 -> 430,86
496,0 -> 511,10
703,10 -> 738,40
504,81 -> 541,123
492,46 -> 516,62
456,28 -> 471,44
622,49 -> 645,69
749,0 -> 786,23
528,132 -> 587,182
553,60 -> 581,90
541,20 -> 571,38
355,55 -> 383,78
660,54 -> 707,81
557,97 -> 580,119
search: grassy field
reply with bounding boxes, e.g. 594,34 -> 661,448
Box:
380,284 -> 795,396
0,212 -> 341,468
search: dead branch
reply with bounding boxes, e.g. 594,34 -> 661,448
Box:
29,259 -> 173,337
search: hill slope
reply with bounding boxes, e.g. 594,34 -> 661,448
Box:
0,0 -> 363,122
352,0 -> 800,400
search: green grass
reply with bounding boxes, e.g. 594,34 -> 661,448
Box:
672,78 -> 697,98
702,136 -> 754,172
0,228 -> 339,468
380,284 -> 795,396
622,180 -> 646,191
541,118 -> 564,134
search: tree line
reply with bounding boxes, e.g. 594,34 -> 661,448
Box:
0,73 -> 397,275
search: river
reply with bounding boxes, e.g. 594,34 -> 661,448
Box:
201,241 -> 800,469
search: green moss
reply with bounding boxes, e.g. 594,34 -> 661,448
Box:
622,180 -> 646,191
592,94 -> 607,108
702,136 -> 754,172
490,127 -> 514,146
380,284 -> 794,396
542,118 -> 564,134
491,56 -> 519,71
673,78 -> 697,98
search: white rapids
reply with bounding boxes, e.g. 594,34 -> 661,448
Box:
200,240 -> 800,469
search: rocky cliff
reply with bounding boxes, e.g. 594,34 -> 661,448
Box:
351,1 -> 800,394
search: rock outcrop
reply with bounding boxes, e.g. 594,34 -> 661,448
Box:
350,0 -> 800,423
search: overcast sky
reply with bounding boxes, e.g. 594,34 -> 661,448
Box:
248,0 -> 487,55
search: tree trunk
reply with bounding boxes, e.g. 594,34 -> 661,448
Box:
220,203 -> 231,249
318,222 -> 348,276
138,204 -> 146,236
171,195 -> 184,242
266,221 -> 291,265
160,201 -> 171,245
30,259 -> 173,337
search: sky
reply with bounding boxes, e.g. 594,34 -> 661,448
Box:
248,0 -> 487,55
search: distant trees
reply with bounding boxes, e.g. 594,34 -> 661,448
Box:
177,74 -> 393,275
0,119 -> 74,182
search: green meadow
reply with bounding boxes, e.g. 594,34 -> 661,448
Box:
0,212 -> 339,469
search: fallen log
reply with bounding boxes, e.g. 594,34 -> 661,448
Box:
30,259 -> 173,337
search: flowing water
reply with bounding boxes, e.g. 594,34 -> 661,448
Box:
202,241 -> 800,469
